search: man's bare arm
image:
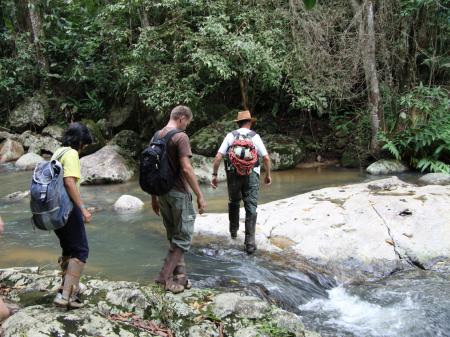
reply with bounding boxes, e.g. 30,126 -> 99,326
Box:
180,156 -> 206,213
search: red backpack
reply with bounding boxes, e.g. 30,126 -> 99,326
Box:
226,130 -> 259,175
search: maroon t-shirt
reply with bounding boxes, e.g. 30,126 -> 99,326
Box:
157,126 -> 192,194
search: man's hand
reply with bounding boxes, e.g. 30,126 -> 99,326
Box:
152,196 -> 160,216
211,176 -> 218,189
82,208 -> 92,223
197,195 -> 206,215
264,174 -> 272,186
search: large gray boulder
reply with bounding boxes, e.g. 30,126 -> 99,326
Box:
366,159 -> 408,175
19,131 -> 61,155
15,153 -> 45,170
418,173 -> 450,185
113,194 -> 144,212
264,134 -> 305,170
108,130 -> 141,158
42,125 -> 64,141
191,154 -> 227,185
0,139 -> 24,162
9,95 -> 47,132
80,145 -> 136,185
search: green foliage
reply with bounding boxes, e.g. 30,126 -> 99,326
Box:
380,84 -> 450,172
303,0 -> 317,10
258,322 -> 295,337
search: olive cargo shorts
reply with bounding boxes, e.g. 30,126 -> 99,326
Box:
158,189 -> 196,252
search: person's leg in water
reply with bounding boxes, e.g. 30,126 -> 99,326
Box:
156,190 -> 196,293
53,207 -> 89,308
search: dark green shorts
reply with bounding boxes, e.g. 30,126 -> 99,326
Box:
158,189 -> 196,251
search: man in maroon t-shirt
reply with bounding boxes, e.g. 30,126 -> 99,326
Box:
151,105 -> 206,293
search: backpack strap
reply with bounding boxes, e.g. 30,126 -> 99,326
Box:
151,129 -> 183,144
248,130 -> 256,138
162,128 -> 183,143
55,148 -> 71,162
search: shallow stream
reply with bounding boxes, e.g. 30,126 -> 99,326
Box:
1,164 -> 449,337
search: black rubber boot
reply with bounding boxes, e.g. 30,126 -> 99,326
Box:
228,203 -> 240,239
244,213 -> 257,254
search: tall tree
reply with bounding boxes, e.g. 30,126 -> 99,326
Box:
351,0 -> 381,154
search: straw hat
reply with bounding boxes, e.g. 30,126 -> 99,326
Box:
233,110 -> 257,123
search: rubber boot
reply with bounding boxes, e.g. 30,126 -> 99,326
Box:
57,256 -> 70,290
244,213 -> 257,255
57,256 -> 86,296
155,244 -> 184,294
229,203 -> 240,239
173,254 -> 192,290
54,258 -> 85,309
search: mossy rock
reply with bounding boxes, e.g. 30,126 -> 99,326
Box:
190,110 -> 237,157
9,94 -> 48,132
81,119 -> 106,156
264,134 -> 305,170
108,130 -> 141,158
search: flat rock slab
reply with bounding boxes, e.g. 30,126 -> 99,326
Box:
195,176 -> 450,279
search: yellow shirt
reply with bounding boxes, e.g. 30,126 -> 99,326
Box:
52,147 -> 81,188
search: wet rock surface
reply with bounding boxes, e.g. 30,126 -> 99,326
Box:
0,267 -> 319,337
195,177 -> 450,281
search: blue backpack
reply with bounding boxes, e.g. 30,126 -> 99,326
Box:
30,148 -> 74,230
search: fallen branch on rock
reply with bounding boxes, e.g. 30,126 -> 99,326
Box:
108,312 -> 174,337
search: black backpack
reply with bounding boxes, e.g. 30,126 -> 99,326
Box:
139,128 -> 182,196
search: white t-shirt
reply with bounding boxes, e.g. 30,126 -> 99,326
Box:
218,128 -> 268,175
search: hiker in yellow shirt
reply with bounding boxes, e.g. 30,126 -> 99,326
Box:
51,122 -> 93,309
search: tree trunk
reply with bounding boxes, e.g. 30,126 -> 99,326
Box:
139,7 -> 150,28
27,0 -> 48,72
351,0 -> 381,155
239,77 -> 249,110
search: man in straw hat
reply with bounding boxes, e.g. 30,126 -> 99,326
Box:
211,110 -> 272,254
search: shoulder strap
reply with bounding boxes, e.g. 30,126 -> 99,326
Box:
162,128 -> 183,142
248,130 -> 256,138
55,148 -> 71,161
232,130 -> 239,138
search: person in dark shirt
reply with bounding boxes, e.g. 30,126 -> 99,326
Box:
151,105 -> 206,293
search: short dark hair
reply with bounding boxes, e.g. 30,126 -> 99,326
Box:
62,122 -> 93,150
170,105 -> 192,120
237,119 -> 251,128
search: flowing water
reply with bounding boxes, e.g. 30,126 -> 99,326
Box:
0,163 -> 449,337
